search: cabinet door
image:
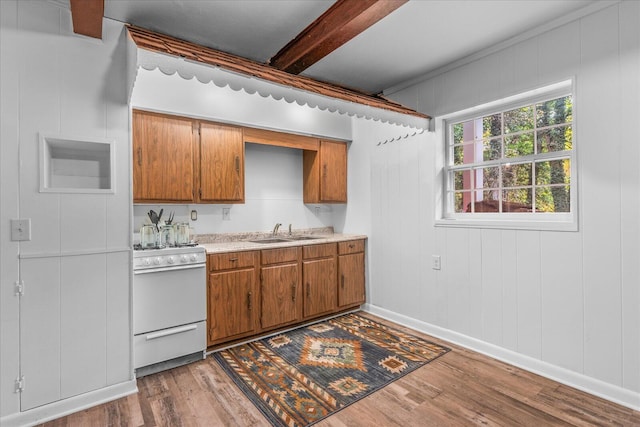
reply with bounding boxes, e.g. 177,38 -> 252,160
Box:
303,258 -> 337,318
319,140 -> 347,202
132,110 -> 195,202
209,268 -> 256,344
260,263 -> 300,329
338,253 -> 365,307
199,122 -> 244,202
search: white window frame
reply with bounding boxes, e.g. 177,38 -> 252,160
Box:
435,79 -> 578,231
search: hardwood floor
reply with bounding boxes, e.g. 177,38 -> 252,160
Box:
41,313 -> 640,426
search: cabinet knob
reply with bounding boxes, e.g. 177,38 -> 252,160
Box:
341,275 -> 345,289
247,291 -> 252,310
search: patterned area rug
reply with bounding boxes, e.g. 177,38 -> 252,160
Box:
213,312 -> 450,427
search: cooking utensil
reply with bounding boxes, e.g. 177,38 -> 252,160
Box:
148,209 -> 161,231
166,212 -> 175,225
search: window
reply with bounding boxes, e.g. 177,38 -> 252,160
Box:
439,80 -> 576,230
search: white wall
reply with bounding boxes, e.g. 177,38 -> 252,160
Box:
1,0 -> 135,424
371,1 -> 640,409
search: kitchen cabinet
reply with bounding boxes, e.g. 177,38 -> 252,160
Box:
302,243 -> 337,318
207,251 -> 258,346
338,239 -> 366,307
260,247 -> 301,329
303,140 -> 348,203
199,122 -> 244,202
133,110 -> 245,203
206,238 -> 365,348
133,110 -> 196,202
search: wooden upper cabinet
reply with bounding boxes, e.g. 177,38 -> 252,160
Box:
303,140 -> 347,203
133,110 -> 195,202
199,122 -> 244,203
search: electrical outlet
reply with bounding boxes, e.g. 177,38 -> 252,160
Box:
190,210 -> 197,221
432,255 -> 441,270
222,208 -> 231,221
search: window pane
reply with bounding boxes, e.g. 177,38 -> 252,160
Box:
453,143 -> 477,165
474,191 -> 500,212
504,132 -> 534,158
502,163 -> 532,187
535,159 -> 570,185
536,185 -> 570,212
452,170 -> 472,191
452,123 -> 465,144
504,105 -> 534,133
482,138 -> 501,161
483,114 -> 502,138
453,192 -> 466,213
503,188 -> 533,212
536,95 -> 572,127
537,125 -> 572,153
477,166 -> 500,189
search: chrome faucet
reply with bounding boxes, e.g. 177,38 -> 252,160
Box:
272,223 -> 282,236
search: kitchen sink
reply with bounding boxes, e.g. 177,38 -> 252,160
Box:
249,238 -> 292,244
248,236 -> 323,244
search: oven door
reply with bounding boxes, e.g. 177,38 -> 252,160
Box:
133,263 -> 206,335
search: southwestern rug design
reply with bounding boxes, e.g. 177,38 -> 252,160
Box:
213,312 -> 450,427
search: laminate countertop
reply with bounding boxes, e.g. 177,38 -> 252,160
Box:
197,231 -> 367,255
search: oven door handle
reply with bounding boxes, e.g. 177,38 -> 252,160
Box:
134,263 -> 205,275
145,324 -> 198,340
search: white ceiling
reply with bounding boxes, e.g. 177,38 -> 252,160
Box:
103,0 -> 598,95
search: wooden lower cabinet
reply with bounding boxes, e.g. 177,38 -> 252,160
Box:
207,240 -> 365,348
338,240 -> 366,307
260,263 -> 300,329
303,243 -> 337,318
207,251 -> 258,346
260,247 -> 301,330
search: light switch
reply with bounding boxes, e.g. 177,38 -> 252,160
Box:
11,219 -> 31,241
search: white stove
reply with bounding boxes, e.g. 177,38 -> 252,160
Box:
133,245 -> 207,377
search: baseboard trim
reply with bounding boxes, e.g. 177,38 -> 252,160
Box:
0,380 -> 138,427
363,303 -> 640,411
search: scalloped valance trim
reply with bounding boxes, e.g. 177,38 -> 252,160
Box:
127,25 -> 430,132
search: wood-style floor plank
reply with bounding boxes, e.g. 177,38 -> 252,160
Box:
39,312 -> 640,426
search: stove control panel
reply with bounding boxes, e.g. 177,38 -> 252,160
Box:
133,247 -> 206,271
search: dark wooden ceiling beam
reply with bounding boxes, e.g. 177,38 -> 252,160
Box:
270,0 -> 408,75
69,0 -> 104,39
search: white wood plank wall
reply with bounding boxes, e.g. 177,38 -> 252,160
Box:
1,0 -> 134,419
367,1 -> 640,407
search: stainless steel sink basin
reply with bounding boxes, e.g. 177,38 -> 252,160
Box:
249,238 -> 292,244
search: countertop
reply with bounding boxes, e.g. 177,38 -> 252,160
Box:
196,229 -> 367,255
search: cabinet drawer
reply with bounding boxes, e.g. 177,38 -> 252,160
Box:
338,239 -> 365,254
209,251 -> 257,271
261,247 -> 300,265
303,243 -> 337,259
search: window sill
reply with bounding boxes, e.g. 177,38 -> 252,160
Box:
435,216 -> 578,232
